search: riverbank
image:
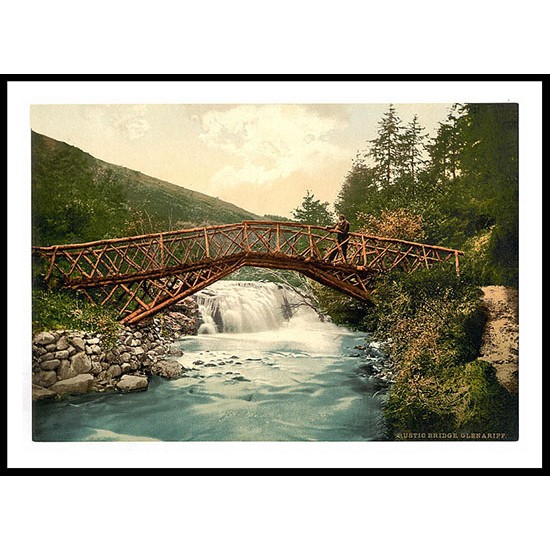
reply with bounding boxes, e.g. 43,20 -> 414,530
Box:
478,285 -> 519,394
364,267 -> 519,439
32,298 -> 200,400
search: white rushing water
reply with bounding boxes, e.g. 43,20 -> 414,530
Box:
33,280 -> 388,441
195,280 -> 302,334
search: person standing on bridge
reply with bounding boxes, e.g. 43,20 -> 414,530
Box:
326,214 -> 350,262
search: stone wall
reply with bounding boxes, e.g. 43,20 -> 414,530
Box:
32,297 -> 200,401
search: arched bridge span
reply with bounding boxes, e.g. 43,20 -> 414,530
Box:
33,221 -> 463,325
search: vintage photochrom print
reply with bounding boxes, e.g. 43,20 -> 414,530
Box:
30,100 -> 519,443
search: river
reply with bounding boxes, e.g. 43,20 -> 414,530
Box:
32,281 -> 388,441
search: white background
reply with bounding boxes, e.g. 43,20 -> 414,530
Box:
8,80 -> 543,471
3,3 -> 546,549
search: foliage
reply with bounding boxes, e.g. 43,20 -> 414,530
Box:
384,358 -> 517,436
32,133 -> 128,245
357,208 -> 425,241
333,103 -> 518,287
367,103 -> 405,187
372,265 -> 486,367
426,104 -> 463,183
32,288 -> 122,345
311,285 -> 377,332
335,163 -> 382,226
371,266 -> 516,437
292,190 -> 334,226
400,115 -> 428,183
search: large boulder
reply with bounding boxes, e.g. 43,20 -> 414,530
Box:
56,336 -> 70,350
32,385 -> 57,401
117,375 -> 148,392
58,360 -> 76,380
107,365 -> 122,378
50,374 -> 94,395
40,359 -> 61,371
32,370 -> 57,387
151,360 -> 182,379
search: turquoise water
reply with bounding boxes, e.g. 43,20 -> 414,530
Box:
33,282 -> 388,442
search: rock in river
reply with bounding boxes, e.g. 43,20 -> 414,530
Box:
117,375 -> 148,392
151,360 -> 182,379
50,374 -> 94,395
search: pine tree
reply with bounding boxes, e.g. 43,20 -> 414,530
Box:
458,103 -> 519,285
427,104 -> 463,183
369,104 -> 405,188
292,190 -> 334,226
400,115 -> 427,184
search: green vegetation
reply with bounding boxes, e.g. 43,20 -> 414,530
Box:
32,104 -> 519,437
32,131 -> 260,246
292,190 -> 334,226
292,103 -> 519,438
372,267 -> 516,437
32,287 -> 122,346
333,103 -> 518,286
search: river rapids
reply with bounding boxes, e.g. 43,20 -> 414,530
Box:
33,281 -> 388,441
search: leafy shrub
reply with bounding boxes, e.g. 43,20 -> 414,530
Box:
357,208 -> 425,241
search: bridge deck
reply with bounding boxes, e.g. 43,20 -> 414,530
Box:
33,221 -> 463,325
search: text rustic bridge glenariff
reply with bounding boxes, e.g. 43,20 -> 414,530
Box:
32,221 -> 464,325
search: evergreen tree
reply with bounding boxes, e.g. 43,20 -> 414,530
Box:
368,104 -> 405,188
334,160 -> 381,224
458,103 -> 519,285
292,190 -> 334,226
400,115 -> 428,184
427,104 -> 463,183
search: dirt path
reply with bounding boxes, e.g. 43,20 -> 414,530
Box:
478,285 -> 519,394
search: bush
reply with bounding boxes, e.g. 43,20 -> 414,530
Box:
370,264 -> 516,438
384,359 -> 517,437
357,208 -> 425,241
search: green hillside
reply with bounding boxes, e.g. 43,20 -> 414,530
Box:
31,131 -> 260,246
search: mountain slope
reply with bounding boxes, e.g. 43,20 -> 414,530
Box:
31,131 -> 260,245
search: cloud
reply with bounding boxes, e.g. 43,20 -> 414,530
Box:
113,105 -> 151,140
84,105 -> 151,140
199,105 -> 345,188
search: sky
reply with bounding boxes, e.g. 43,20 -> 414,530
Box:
30,103 -> 453,218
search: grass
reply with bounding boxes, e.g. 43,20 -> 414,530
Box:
32,287 -> 122,346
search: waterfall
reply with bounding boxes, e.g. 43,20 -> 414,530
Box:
194,281 -> 312,334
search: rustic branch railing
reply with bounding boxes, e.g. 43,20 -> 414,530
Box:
32,221 -> 463,325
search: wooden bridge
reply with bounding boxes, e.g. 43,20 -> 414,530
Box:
32,221 -> 463,325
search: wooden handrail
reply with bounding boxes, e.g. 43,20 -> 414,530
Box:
32,220 -> 464,256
